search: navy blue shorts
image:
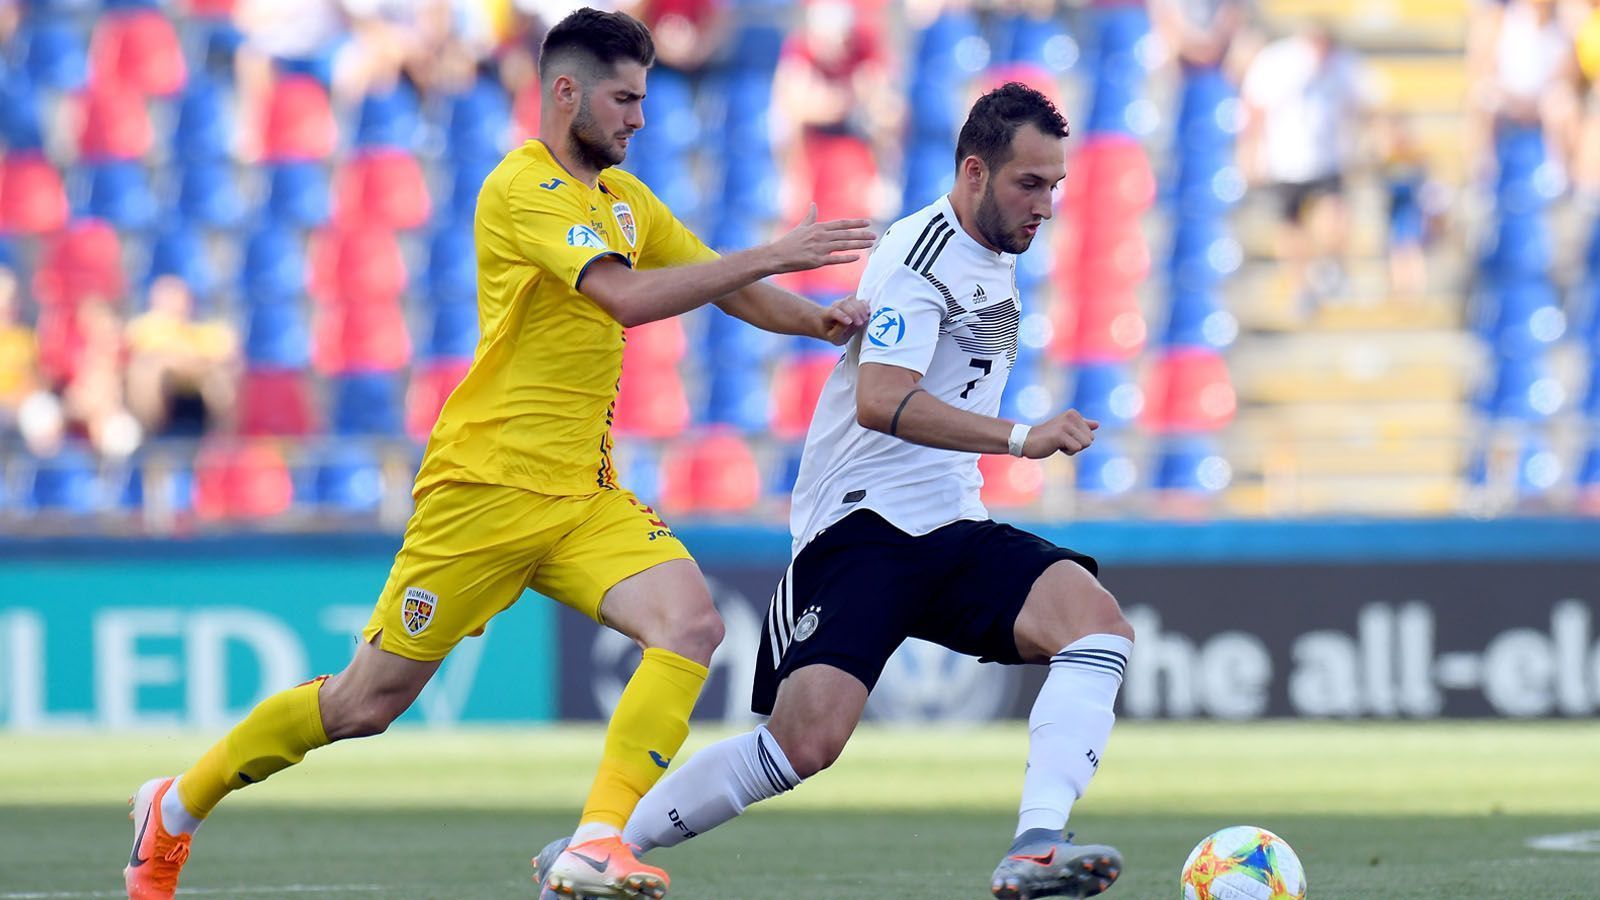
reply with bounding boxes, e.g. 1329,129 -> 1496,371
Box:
752,510 -> 1098,716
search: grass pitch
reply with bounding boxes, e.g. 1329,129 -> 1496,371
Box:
2,722 -> 1597,899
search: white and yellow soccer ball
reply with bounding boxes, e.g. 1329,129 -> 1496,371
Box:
1180,825 -> 1307,900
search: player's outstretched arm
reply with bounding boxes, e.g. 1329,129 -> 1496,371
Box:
856,362 -> 1098,458
577,205 -> 876,327
715,285 -> 871,344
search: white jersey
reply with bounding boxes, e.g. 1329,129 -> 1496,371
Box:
790,195 -> 1021,553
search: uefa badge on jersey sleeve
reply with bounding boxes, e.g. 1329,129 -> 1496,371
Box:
402,587 -> 438,636
612,201 -> 637,247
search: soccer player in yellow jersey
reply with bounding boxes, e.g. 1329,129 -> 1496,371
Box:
122,9 -> 875,900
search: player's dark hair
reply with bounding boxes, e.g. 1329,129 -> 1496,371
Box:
954,82 -> 1070,172
538,8 -> 656,84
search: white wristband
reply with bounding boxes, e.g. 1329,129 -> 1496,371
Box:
1007,423 -> 1031,457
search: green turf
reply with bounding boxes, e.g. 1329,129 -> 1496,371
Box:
2,722 -> 1597,898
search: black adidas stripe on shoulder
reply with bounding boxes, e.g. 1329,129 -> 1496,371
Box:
904,213 -> 948,268
918,225 -> 957,275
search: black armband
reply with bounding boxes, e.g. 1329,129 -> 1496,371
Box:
889,388 -> 926,437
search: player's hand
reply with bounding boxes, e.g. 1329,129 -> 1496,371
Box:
767,204 -> 876,274
1021,409 -> 1099,458
818,294 -> 871,345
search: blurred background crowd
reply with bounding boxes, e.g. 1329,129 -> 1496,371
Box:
0,0 -> 1596,533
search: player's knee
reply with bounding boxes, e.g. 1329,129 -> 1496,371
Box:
320,682 -> 412,740
1068,584 -> 1134,644
781,730 -> 846,780
648,601 -> 725,663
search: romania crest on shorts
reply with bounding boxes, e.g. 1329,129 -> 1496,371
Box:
402,587 -> 438,636
613,201 -> 637,247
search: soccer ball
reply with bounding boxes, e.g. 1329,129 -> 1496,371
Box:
1179,825 -> 1307,900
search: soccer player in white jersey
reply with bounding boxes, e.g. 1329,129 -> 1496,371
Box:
537,82 -> 1134,900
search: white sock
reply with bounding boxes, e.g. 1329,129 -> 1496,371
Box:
571,821 -> 621,845
161,775 -> 204,835
1015,633 -> 1132,837
622,724 -> 801,853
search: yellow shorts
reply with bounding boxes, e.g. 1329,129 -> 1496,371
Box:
362,481 -> 691,661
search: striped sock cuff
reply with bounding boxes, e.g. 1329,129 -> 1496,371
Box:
752,725 -> 800,796
1051,634 -> 1133,681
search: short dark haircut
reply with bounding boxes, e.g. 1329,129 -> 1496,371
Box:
538,8 -> 655,84
954,82 -> 1070,172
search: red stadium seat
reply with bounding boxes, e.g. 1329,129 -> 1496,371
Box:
770,352 -> 838,438
332,149 -> 432,230
313,299 -> 413,375
1069,218 -> 1149,297
613,363 -> 689,438
238,369 -> 318,437
513,85 -> 541,143
1058,290 -> 1146,364
183,0 -> 237,16
77,82 -> 154,161
1143,348 -> 1236,433
660,430 -> 762,514
623,319 -> 686,369
309,226 -> 407,305
1065,135 -> 1154,222
979,454 -> 1045,508
405,357 -> 472,440
0,153 -> 69,234
194,440 -> 294,520
32,219 -> 124,309
261,75 -> 337,162
89,10 -> 187,98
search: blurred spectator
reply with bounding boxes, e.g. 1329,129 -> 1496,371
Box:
1469,0 -> 1578,184
61,299 -> 142,459
624,0 -> 729,74
1240,23 -> 1376,305
774,0 -> 900,298
0,0 -> 16,48
1380,113 -> 1439,296
1150,0 -> 1251,74
125,276 -> 241,439
0,267 -> 37,435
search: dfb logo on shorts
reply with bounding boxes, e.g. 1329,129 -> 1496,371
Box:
794,606 -> 821,642
402,587 -> 438,636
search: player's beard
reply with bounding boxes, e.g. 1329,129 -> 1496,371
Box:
975,181 -> 1033,254
570,94 -> 627,170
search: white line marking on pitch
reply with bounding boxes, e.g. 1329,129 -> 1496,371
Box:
1526,831 -> 1600,853
0,886 -> 388,898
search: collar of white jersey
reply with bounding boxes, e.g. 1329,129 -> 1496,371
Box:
937,194 -> 1014,264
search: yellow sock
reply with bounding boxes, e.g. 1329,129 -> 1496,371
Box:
177,676 -> 331,819
578,648 -> 709,831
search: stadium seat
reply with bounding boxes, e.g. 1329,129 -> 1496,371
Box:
1068,362 -> 1143,427
728,22 -> 785,73
1175,66 -> 1239,152
999,354 -> 1054,424
171,77 -> 233,162
1072,219 -> 1150,296
1161,288 -> 1236,350
702,307 -> 779,364
993,11 -> 1074,71
19,21 -> 87,91
194,440 -> 295,520
978,453 -> 1045,508
32,218 -> 124,309
238,368 -> 316,436
624,318 -> 686,370
1144,348 -> 1236,433
771,353 -> 838,438
405,357 -> 471,441
1487,278 -> 1563,359
313,443 -> 384,515
1061,290 -> 1147,363
115,460 -> 196,516
175,160 -> 248,228
424,226 -> 478,304
330,371 -> 405,436
1070,136 -> 1155,220
243,294 -> 311,369
512,83 -> 541,143
1151,435 -> 1231,493
310,225 -> 407,304
260,75 -> 337,161
25,447 -> 103,515
263,161 -> 331,228
1166,217 -> 1241,293
316,300 -> 412,374
145,223 -> 214,295
82,161 -> 158,231
701,363 -> 769,433
1,78 -> 46,151
444,153 -> 499,223
614,364 -> 690,438
239,224 -> 307,301
354,82 -> 421,149
425,299 -> 478,359
1485,213 -> 1553,278
0,152 -> 69,234
1482,353 -> 1563,421
660,430 -> 762,514
78,82 -> 154,161
444,78 -> 511,159
332,149 -> 431,230
1074,431 -> 1138,495
1578,438 -> 1600,497
89,9 -> 187,98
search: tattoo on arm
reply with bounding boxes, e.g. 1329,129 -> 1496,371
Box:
889,388 -> 926,437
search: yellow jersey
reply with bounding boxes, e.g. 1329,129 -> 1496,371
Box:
414,139 -> 718,497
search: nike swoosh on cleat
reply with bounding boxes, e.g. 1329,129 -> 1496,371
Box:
129,803 -> 152,867
570,851 -> 610,872
1010,849 -> 1056,866
648,751 -> 671,769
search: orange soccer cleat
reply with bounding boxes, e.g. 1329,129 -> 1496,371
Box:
123,777 -> 193,900
540,835 -> 669,899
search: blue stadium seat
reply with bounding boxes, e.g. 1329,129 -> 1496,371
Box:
721,75 -> 774,147
770,446 -> 804,497
639,67 -> 698,153
444,154 -> 499,223
619,445 -> 663,507
701,363 -> 770,432
727,23 -> 785,74
1175,66 -> 1238,151
912,9 -> 987,79
1579,438 -> 1600,491
999,359 -> 1053,424
1487,277 -> 1563,358
0,235 -> 13,269
1161,288 -> 1235,350
331,371 -> 404,436
424,226 -> 478,305
631,153 -> 700,224
176,160 -> 248,229
1070,362 -> 1142,427
19,22 -> 87,91
239,224 -> 307,301
1075,430 -> 1138,495
1167,217 -> 1240,292
243,294 -> 311,368
172,77 -> 233,162
1583,360 -> 1600,418
902,141 -> 956,215
1482,352 -> 1563,421
264,162 -> 331,228
355,82 -> 422,149
1,77 -> 45,151
145,223 -> 214,295
426,300 -> 479,359
196,23 -> 245,82
1152,436 -> 1230,492
26,445 -> 102,514
719,155 -> 780,222
314,444 -> 383,514
702,303 -> 778,364
83,161 -> 159,231
116,461 -> 196,514
1494,123 -> 1546,180
1016,227 -> 1053,290
444,78 -> 510,159
993,11 -> 1076,71
709,214 -> 765,253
